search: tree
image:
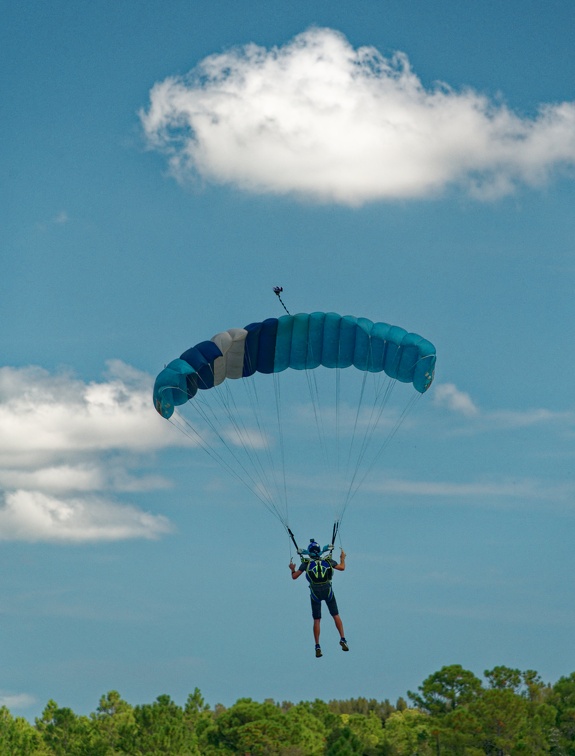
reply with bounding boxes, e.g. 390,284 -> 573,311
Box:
471,688 -> 530,755
484,667 -> 523,693
0,706 -> 47,756
183,688 -> 214,753
473,687 -> 556,754
380,708 -> 433,755
131,694 -> 195,754
433,706 -> 484,756
549,672 -> 575,754
90,690 -> 137,754
299,698 -> 341,731
408,665 -> 484,716
327,697 -> 397,724
204,698 -> 326,755
484,666 -> 550,703
325,725 -> 364,756
325,712 -> 384,755
284,704 -> 327,756
35,699 -> 94,756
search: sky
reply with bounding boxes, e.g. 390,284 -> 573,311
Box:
2,0 -> 575,720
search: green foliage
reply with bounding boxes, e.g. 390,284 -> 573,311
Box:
35,700 -> 95,756
325,725 -> 364,756
408,664 -> 484,715
327,697 -> 396,724
0,706 -> 48,756
299,698 -> 341,731
325,712 -> 384,755
3,665 -> 575,754
203,698 -> 326,755
131,693 -> 199,755
549,672 -> 575,754
381,708 -> 434,755
90,689 -> 137,754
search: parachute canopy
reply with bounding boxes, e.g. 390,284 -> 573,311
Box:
154,312 -> 436,419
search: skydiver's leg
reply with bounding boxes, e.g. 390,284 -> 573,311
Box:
326,589 -> 344,637
326,590 -> 348,649
314,618 -> 321,644
333,613 -> 345,638
333,615 -> 349,650
310,590 -> 322,656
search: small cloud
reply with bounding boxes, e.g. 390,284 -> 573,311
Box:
431,384 -> 574,433
433,382 -> 479,416
141,27 -> 575,205
36,210 -> 70,231
0,490 -> 173,543
377,477 -> 560,499
0,464 -> 171,495
53,210 -> 69,224
361,475 -> 575,509
0,692 -> 36,710
224,426 -> 270,449
489,408 -> 573,429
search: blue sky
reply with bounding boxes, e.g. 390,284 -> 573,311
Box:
2,0 -> 575,718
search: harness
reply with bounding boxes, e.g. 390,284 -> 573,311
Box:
289,526 -> 340,588
287,522 -> 339,562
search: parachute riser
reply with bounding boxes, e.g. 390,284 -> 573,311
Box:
332,520 -> 339,547
287,526 -> 301,555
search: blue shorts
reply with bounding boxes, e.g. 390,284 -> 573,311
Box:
309,583 -> 339,620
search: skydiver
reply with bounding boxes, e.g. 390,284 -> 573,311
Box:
289,540 -> 348,658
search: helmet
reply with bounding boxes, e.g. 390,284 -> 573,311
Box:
308,540 -> 321,557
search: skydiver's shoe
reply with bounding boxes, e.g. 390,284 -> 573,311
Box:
315,644 -> 322,658
340,638 -> 349,652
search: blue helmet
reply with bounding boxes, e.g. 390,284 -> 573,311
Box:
308,540 -> 321,557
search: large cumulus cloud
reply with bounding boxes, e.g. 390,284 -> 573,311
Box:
141,27 -> 575,205
0,361 -> 178,543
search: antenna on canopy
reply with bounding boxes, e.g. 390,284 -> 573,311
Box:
273,286 -> 291,315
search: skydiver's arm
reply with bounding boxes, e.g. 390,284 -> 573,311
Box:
334,549 -> 346,571
289,561 -> 303,579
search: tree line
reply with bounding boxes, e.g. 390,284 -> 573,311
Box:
2,664 -> 575,754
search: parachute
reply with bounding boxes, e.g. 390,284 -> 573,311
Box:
154,312 -> 436,550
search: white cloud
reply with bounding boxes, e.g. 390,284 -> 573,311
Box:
288,467 -> 574,505
432,382 -> 574,433
0,464 -> 105,493
0,361 -> 179,543
488,408 -> 573,429
224,426 -> 270,449
373,476 -> 571,501
0,692 -> 36,709
0,490 -> 172,543
141,27 -> 575,205
0,463 -> 170,495
433,382 -> 479,416
417,602 -> 575,627
0,360 -> 179,467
